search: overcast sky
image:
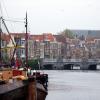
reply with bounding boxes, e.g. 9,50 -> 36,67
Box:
0,0 -> 100,34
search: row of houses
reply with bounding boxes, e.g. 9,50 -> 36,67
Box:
1,32 -> 100,62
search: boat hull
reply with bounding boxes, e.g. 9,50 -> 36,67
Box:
0,81 -> 28,100
0,80 -> 47,100
37,83 -> 48,100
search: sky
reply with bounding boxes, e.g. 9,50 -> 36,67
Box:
0,0 -> 100,34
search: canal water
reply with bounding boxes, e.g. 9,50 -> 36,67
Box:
44,70 -> 100,100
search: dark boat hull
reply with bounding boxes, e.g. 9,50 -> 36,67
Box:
0,80 -> 47,100
37,83 -> 48,100
0,81 -> 28,100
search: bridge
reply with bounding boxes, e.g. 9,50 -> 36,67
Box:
40,58 -> 100,70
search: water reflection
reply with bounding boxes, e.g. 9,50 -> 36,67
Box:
45,70 -> 100,100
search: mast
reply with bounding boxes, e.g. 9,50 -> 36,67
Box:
25,12 -> 28,67
0,2 -> 2,62
0,17 -> 2,61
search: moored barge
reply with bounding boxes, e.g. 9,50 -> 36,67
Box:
0,68 -> 48,100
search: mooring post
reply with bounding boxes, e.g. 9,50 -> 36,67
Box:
27,78 -> 37,100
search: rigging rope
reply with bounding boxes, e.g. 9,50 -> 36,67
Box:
4,19 -> 24,23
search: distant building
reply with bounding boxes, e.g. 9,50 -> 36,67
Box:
71,29 -> 100,39
10,33 -> 31,59
31,33 -> 55,59
31,33 -> 63,59
1,33 -> 11,60
2,30 -> 99,60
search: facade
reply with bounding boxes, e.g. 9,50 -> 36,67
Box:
1,30 -> 99,61
10,33 -> 32,59
31,32 -> 100,60
31,33 -> 62,59
0,33 -> 12,62
50,41 -> 62,59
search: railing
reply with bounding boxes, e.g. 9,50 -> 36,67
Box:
63,59 -> 81,62
43,58 -> 100,63
43,58 -> 82,63
88,59 -> 99,62
43,58 -> 57,62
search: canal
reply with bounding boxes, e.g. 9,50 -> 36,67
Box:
44,70 -> 100,100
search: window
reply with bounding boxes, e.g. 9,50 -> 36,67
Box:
21,40 -> 25,46
21,49 -> 25,54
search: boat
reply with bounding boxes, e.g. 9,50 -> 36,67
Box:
0,8 -> 48,100
0,68 -> 48,100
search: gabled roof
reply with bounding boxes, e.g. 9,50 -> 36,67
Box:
1,33 -> 10,43
53,35 -> 66,43
30,33 -> 55,42
10,33 -> 30,38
